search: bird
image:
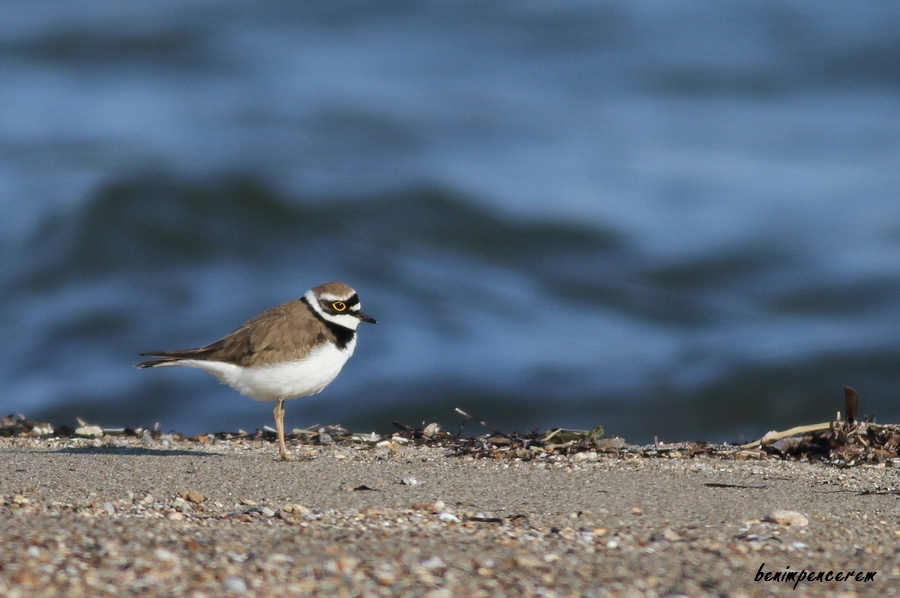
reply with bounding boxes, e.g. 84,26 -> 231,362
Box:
137,281 -> 376,460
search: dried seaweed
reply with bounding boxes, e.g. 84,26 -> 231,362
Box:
3,386 -> 898,466
733,386 -> 900,464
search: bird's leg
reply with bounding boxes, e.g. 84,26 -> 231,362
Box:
273,399 -> 288,461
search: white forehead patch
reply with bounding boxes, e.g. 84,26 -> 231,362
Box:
318,293 -> 356,304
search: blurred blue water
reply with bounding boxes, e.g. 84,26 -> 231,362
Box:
1,1 -> 899,443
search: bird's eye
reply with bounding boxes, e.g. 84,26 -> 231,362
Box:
332,301 -> 347,311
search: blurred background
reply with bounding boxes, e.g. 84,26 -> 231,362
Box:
0,1 -> 898,444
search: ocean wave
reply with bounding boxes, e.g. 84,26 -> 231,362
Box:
13,172 -> 625,289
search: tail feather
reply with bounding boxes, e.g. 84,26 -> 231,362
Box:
135,356 -> 184,368
136,347 -> 214,368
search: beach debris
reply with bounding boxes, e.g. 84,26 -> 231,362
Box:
3,386 -> 898,467
400,477 -> 419,486
354,432 -> 381,445
542,425 -> 605,446
1,414 -> 33,436
764,509 -> 809,527
0,414 -> 56,437
31,422 -> 54,436
733,386 -> 900,463
466,514 -> 504,524
454,408 -> 504,437
100,428 -> 128,436
741,421 -> 834,449
73,417 -> 105,438
845,386 -> 858,425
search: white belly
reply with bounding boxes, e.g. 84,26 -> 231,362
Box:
177,339 -> 355,402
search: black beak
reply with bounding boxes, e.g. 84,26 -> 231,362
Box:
357,312 -> 377,324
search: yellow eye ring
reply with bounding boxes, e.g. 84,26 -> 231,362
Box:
332,301 -> 347,312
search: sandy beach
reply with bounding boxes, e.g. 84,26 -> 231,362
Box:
1,433 -> 898,597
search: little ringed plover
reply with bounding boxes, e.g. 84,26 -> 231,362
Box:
137,281 -> 376,460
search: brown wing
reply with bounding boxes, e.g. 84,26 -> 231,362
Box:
139,298 -> 330,367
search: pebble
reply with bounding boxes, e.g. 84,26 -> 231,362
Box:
400,477 -> 419,486
178,490 -> 205,503
514,555 -> 543,568
337,557 -> 359,573
222,576 -> 248,593
420,556 -> 445,571
374,563 -> 397,584
267,553 -> 294,565
282,504 -> 310,515
764,509 -> 809,527
662,528 -> 681,542
438,512 -> 461,523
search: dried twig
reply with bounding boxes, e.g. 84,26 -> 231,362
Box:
739,422 -> 834,449
454,408 -> 508,438
845,386 -> 858,426
392,421 -> 415,432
